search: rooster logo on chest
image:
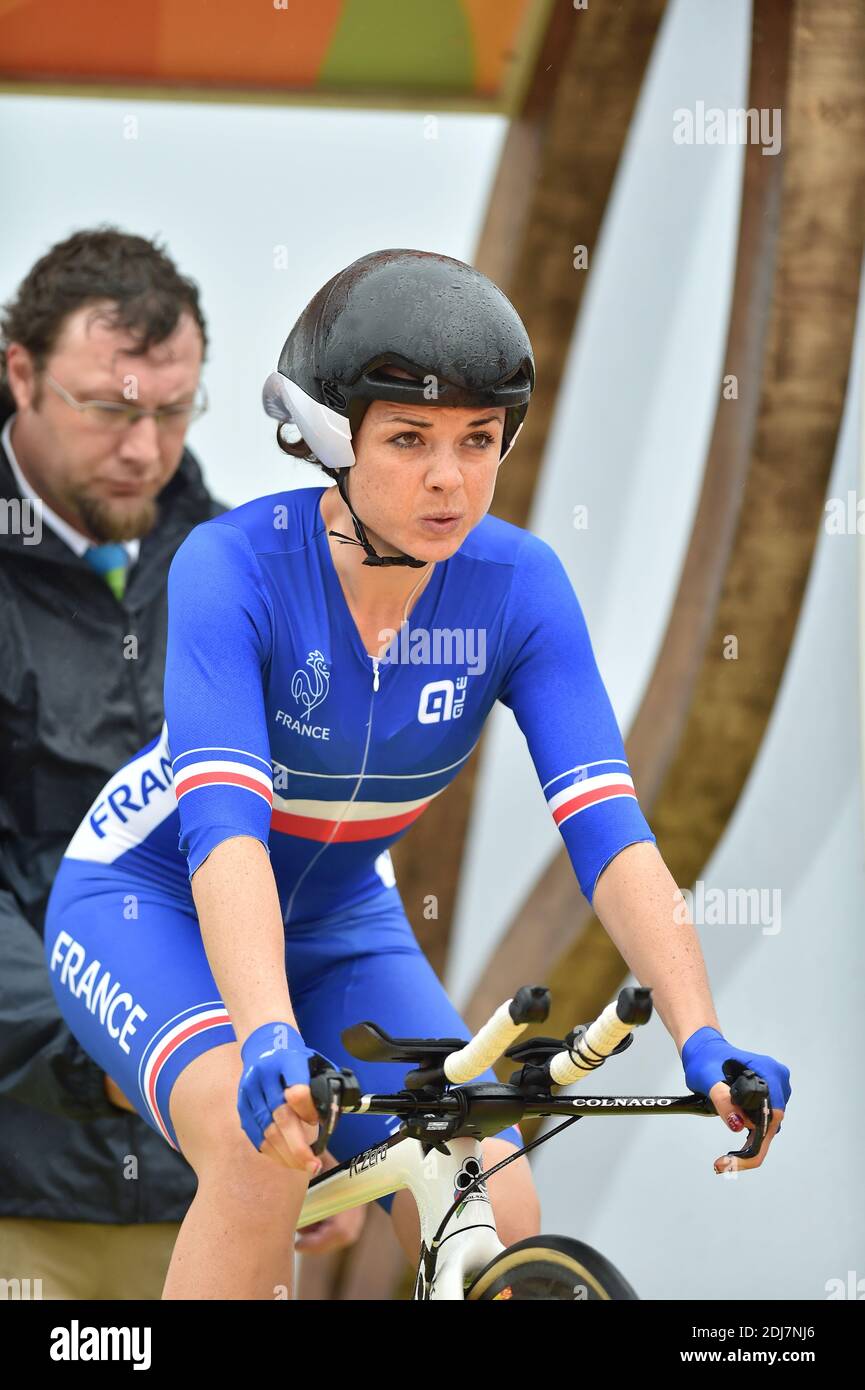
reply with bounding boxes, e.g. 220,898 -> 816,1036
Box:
291,650 -> 331,720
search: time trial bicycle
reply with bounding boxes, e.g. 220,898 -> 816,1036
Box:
297,984 -> 770,1300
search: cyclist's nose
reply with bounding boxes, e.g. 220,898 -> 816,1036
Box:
425,446 -> 466,491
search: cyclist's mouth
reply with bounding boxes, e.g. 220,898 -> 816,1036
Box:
418,514 -> 462,534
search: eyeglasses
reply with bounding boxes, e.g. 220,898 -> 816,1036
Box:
46,374 -> 208,431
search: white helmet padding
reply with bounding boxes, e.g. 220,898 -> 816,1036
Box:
262,372 -> 356,469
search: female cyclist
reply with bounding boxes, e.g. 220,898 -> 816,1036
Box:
44,248 -> 790,1300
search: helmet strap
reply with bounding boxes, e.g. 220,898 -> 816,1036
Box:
328,469 -> 427,569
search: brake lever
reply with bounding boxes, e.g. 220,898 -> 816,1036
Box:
308,1058 -> 361,1158
722,1059 -> 772,1162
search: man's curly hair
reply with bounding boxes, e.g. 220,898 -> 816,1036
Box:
0,225 -> 208,410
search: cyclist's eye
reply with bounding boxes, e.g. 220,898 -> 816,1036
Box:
389,430 -> 496,450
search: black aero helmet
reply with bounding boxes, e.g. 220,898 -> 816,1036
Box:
261,248 -> 534,566
263,247 -> 534,469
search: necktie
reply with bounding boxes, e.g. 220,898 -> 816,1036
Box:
84,543 -> 129,600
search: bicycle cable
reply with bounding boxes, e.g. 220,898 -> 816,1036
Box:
430,1111 -> 583,1249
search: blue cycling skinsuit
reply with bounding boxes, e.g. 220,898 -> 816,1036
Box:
44,484 -> 656,1213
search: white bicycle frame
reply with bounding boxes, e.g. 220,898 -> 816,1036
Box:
297,1130 -> 505,1300
293,985 -> 768,1300
296,990 -> 661,1299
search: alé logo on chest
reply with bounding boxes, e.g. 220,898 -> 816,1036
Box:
273,649 -> 475,738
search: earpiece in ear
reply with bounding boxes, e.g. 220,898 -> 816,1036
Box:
278,421 -> 302,445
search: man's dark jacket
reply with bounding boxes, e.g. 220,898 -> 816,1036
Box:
0,409 -> 223,1221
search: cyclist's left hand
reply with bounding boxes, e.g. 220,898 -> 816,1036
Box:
681,1027 -> 791,1173
294,1150 -> 369,1254
704,1081 -> 785,1173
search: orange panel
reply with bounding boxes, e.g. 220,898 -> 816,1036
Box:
0,0 -> 160,78
156,0 -> 344,87
463,0 -> 533,94
0,0 -> 532,94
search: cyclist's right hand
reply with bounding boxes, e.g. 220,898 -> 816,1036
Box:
237,1021 -> 333,1175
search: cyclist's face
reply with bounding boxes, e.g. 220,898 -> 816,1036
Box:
5,301 -> 203,542
348,387 -> 508,561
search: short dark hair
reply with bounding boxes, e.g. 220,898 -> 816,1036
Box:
0,225 -> 208,410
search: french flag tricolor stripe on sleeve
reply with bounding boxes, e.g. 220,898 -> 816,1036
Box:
547,770 -> 637,826
171,745 -> 272,776
173,760 -> 273,806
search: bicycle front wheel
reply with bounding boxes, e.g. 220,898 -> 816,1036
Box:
465,1234 -> 639,1301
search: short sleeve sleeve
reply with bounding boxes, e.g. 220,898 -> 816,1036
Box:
164,520 -> 275,878
498,534 -> 655,906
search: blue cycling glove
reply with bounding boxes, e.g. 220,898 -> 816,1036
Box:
682,1027 -> 791,1127
237,1021 -> 337,1152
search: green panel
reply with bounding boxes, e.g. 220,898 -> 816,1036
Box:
320,0 -> 474,91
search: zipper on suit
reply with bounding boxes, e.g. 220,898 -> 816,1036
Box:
283,655 -> 381,924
